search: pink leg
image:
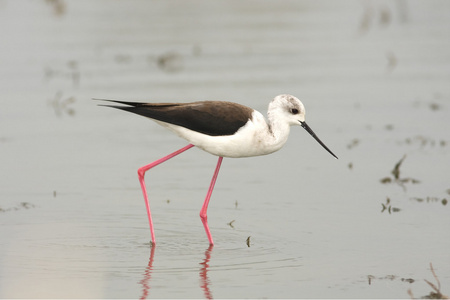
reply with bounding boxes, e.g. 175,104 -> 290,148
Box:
138,144 -> 195,246
200,157 -> 223,245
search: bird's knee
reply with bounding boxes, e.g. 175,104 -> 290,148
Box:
137,168 -> 145,179
199,212 -> 207,221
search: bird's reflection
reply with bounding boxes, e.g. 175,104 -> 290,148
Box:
139,245 -> 155,300
139,244 -> 214,299
199,245 -> 214,299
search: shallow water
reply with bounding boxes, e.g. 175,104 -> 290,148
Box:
1,0 -> 449,298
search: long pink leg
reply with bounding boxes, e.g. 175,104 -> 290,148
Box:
200,157 -> 223,245
138,144 -> 195,246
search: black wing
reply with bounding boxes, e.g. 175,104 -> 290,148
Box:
98,99 -> 254,136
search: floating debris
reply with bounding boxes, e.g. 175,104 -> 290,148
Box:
348,162 -> 353,170
408,263 -> 449,299
347,138 -> 360,150
391,155 -> 406,180
379,5 -> 391,26
358,3 -> 373,34
0,202 -> 35,213
44,60 -> 80,87
401,135 -> 447,148
48,91 -> 76,117
246,236 -> 251,247
423,263 -> 449,299
429,102 -> 442,111
358,2 -> 406,34
399,178 -> 420,184
369,274 -> 415,286
20,202 -> 33,209
368,274 -> 415,290
155,52 -> 183,73
67,60 -> 80,87
367,274 -> 397,285
380,155 -> 420,187
380,177 -> 392,184
381,197 -> 401,214
45,0 -> 67,16
227,220 -> 235,229
410,197 -> 448,206
385,124 -> 395,130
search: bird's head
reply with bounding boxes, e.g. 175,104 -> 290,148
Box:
269,94 -> 306,125
269,94 -> 338,159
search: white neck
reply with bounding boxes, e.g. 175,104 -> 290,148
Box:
266,113 -> 291,152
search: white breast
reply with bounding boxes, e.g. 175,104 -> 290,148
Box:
154,111 -> 289,158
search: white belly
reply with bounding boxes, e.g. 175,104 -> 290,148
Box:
154,112 -> 289,158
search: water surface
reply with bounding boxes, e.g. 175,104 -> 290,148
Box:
1,1 -> 449,298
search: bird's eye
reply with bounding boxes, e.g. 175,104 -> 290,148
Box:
290,108 -> 299,114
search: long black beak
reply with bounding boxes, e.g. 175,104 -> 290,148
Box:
301,121 -> 338,159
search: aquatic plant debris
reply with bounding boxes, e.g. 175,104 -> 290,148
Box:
0,202 -> 35,213
380,155 -> 420,187
391,155 -> 406,180
227,220 -> 235,229
408,263 -> 449,299
155,51 -> 183,73
411,197 -> 448,206
381,197 -> 401,214
401,135 -> 447,148
347,138 -> 360,149
367,274 -> 400,285
246,236 -> 251,247
48,91 -> 76,117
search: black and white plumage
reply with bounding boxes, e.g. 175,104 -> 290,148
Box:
99,94 -> 338,159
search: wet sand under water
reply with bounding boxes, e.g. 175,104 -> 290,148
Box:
0,1 -> 449,298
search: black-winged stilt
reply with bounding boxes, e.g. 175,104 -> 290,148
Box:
99,94 -> 337,245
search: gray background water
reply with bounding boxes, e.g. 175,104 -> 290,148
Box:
1,0 -> 449,298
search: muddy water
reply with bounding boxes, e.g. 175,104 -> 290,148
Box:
1,1 -> 449,298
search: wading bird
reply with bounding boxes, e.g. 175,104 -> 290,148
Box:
99,94 -> 337,246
